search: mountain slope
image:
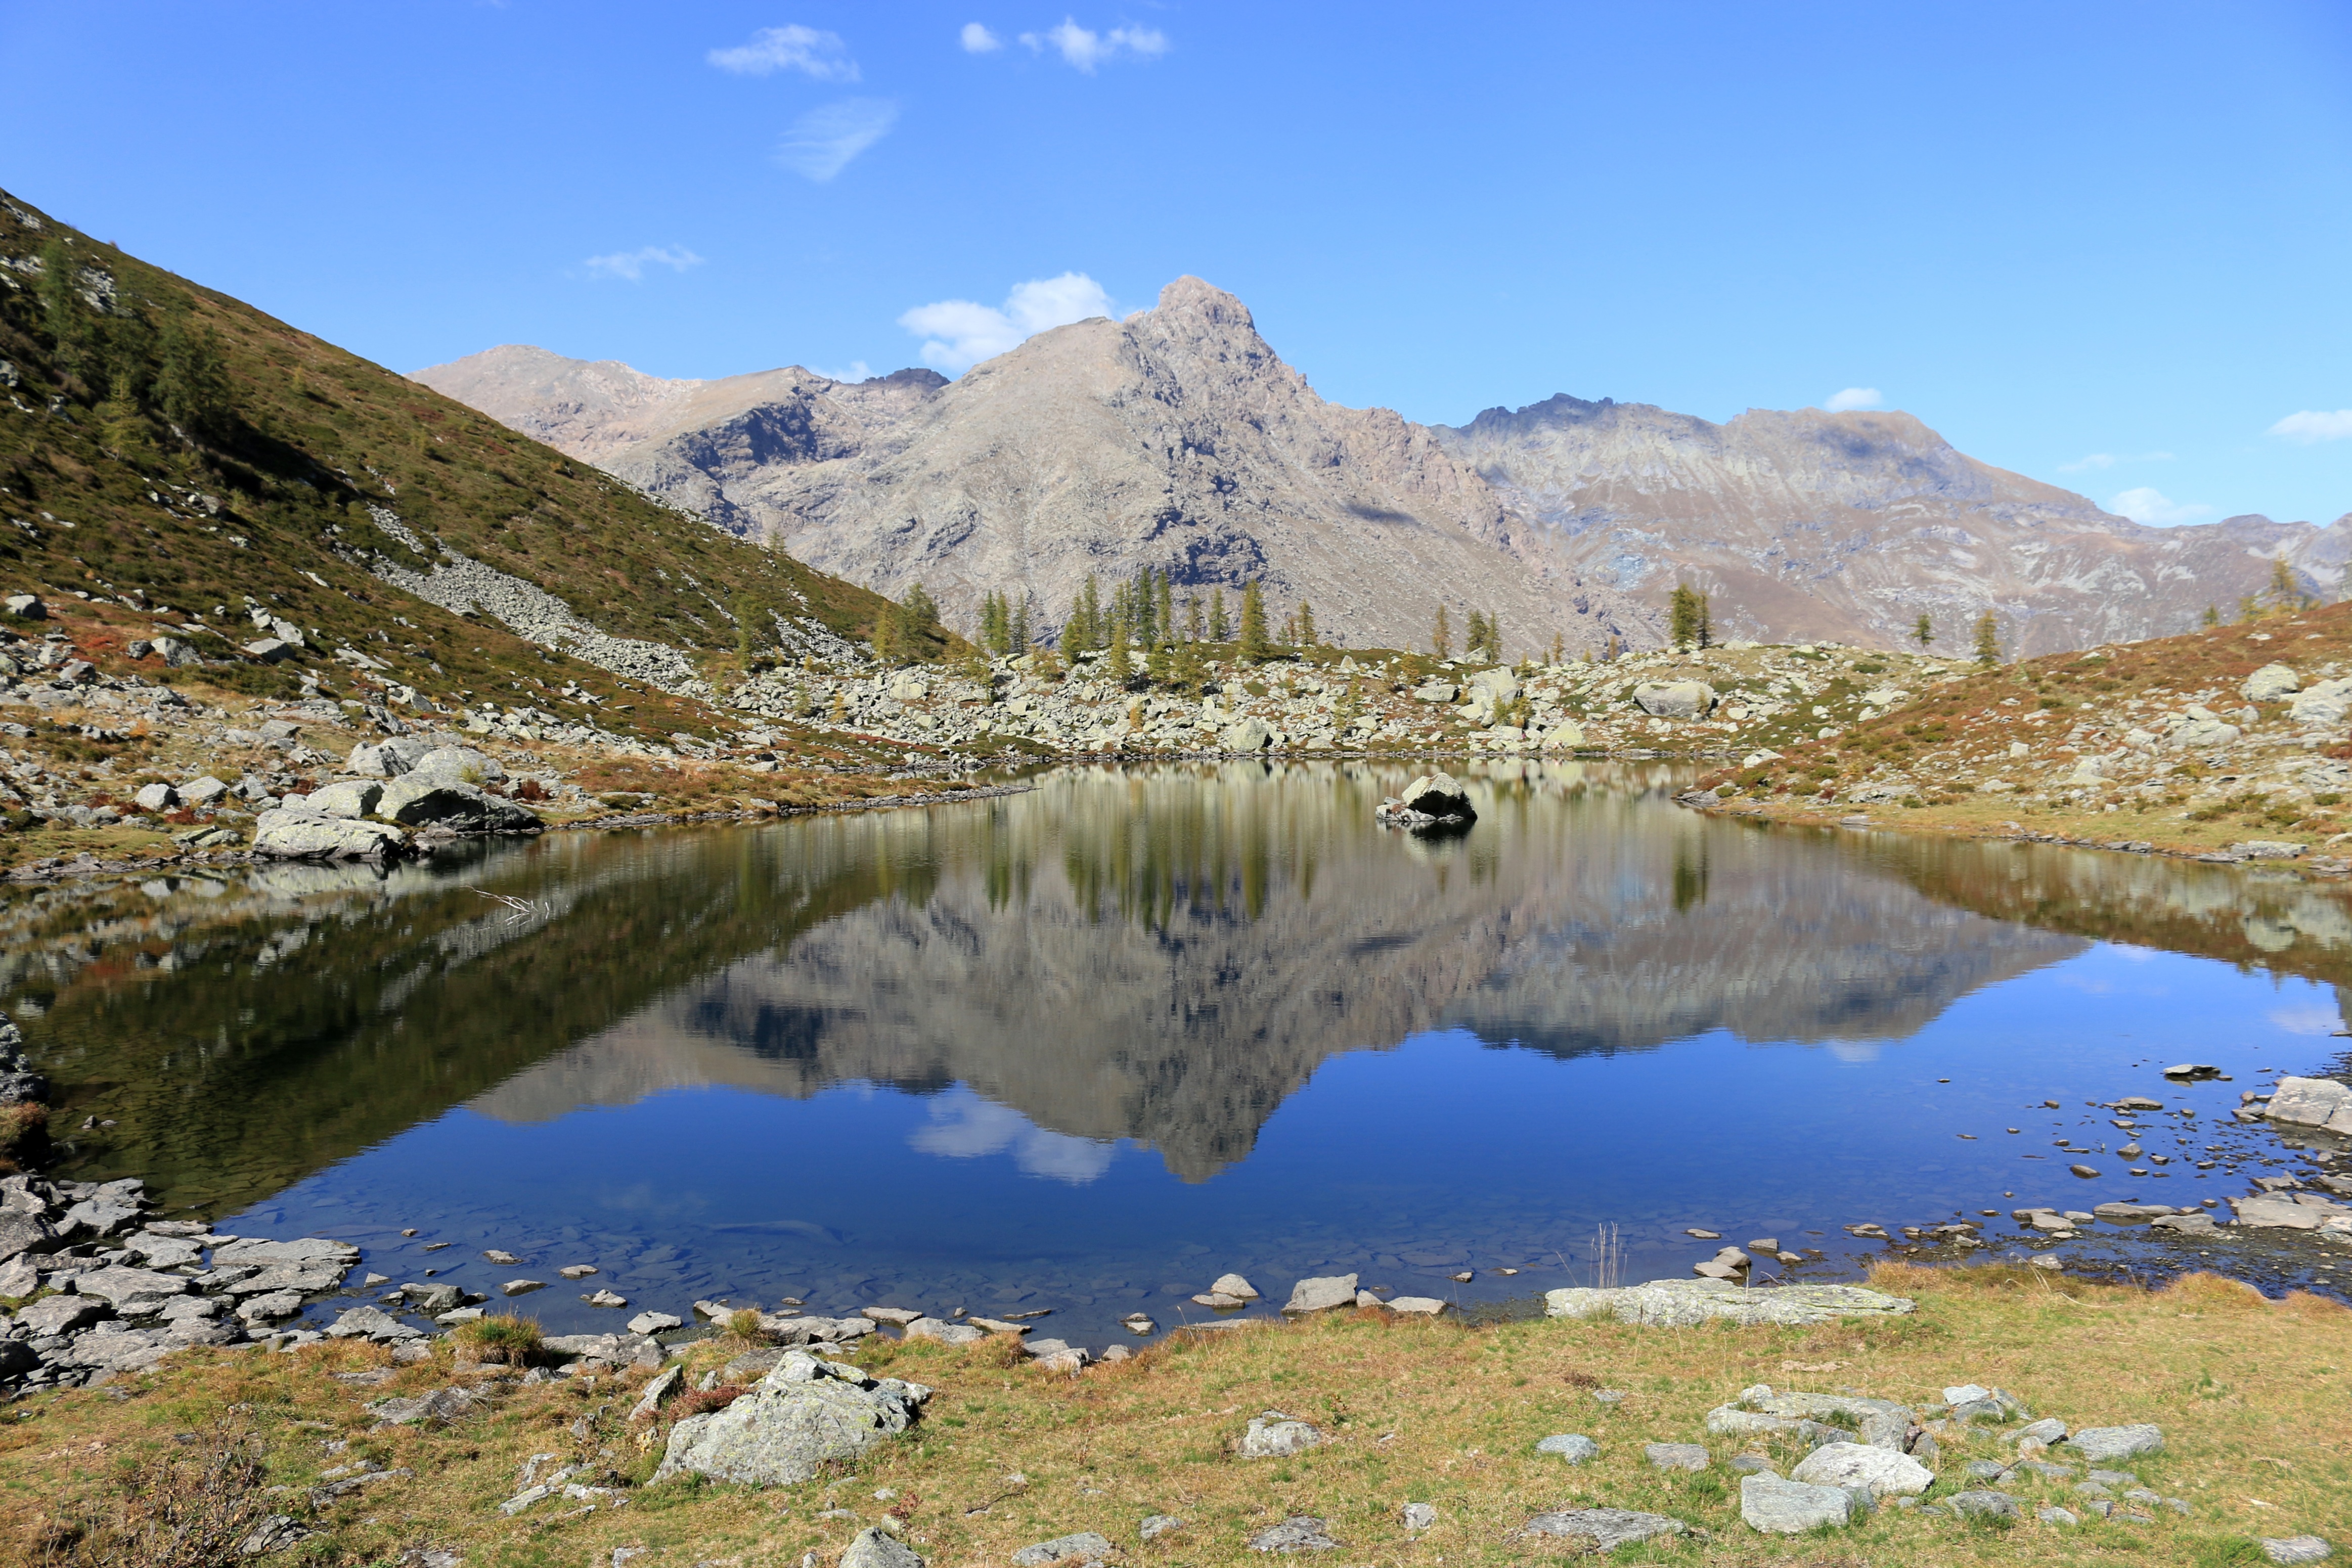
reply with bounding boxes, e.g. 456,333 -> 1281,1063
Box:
0,186 -> 922,746
1435,393 -> 2352,655
425,280 -> 1663,655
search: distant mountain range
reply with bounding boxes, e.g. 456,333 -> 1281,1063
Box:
416,281 -> 2348,656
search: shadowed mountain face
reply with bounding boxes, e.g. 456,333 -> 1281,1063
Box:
1433,394 -> 2352,656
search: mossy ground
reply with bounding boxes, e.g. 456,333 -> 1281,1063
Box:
3,1266 -> 2343,1565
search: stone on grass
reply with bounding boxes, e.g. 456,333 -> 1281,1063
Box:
326,1306 -> 421,1341
2037,1506 -> 2079,1526
1632,680 -> 1715,720
1282,1274 -> 1359,1313
1386,1296 -> 1447,1315
1237,1410 -> 1325,1458
369,1386 -> 482,1425
1790,1440 -> 1933,1497
1740,1473 -> 1855,1534
1139,1516 -> 1185,1543
650,1349 -> 927,1487
2009,1417 -> 2068,1446
1522,1508 -> 1686,1551
1947,1490 -> 2021,1520
2068,1424 -> 2163,1462
1399,1503 -> 1436,1533
1247,1517 -> 1337,1553
2259,1538 -> 2334,1565
841,1528 -> 926,1568
1011,1532 -> 1116,1566
304,780 -> 383,819
630,1366 -> 682,1421
1645,1442 -> 1709,1472
1535,1433 -> 1599,1463
1545,1277 -> 1913,1327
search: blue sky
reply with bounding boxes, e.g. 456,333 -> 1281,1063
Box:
5,2 -> 2348,525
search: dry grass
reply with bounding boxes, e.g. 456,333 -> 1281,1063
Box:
0,1268 -> 2344,1566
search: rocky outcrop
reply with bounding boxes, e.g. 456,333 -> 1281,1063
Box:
253,810 -> 412,860
650,1348 -> 929,1486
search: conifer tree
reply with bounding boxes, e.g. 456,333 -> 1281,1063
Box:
1173,636 -> 1205,695
1106,621 -> 1133,684
1298,600 -> 1316,647
1668,584 -> 1700,650
733,593 -> 762,664
2202,604 -> 2220,628
1973,611 -> 2001,666
980,592 -> 1007,655
1156,571 -> 1174,647
36,238 -> 95,385
1484,610 -> 1503,661
1914,613 -> 1934,650
1209,587 -> 1230,642
1693,594 -> 1711,650
1432,605 -> 1451,659
1146,637 -> 1172,687
1186,594 -> 1204,642
1550,632 -> 1565,666
871,608 -> 898,666
1465,609 -> 1489,659
1009,596 -> 1030,654
962,637 -> 991,690
1082,575 -> 1103,651
1238,579 -> 1269,663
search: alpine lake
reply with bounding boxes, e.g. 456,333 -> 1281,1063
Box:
8,759 -> 2349,1351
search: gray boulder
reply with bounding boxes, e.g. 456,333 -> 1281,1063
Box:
1522,1509 -> 1684,1551
2266,1076 -> 2352,1135
1740,1473 -> 1855,1533
1645,1442 -> 1709,1471
841,1529 -> 926,1568
1238,1410 -> 1325,1458
254,809 -> 410,860
1790,1441 -> 1932,1496
69,1264 -> 189,1306
2243,663 -> 2302,701
375,778 -> 541,832
1393,773 -> 1474,821
1221,716 -> 1273,752
904,1317 -> 986,1346
2068,1424 -> 2163,1462
304,780 -> 383,819
1633,680 -> 1715,719
2258,1538 -> 2334,1565
1012,1533 -> 1116,1566
1946,1490 -> 2021,1520
651,1349 -> 927,1487
1535,1433 -> 1599,1463
410,745 -> 506,784
132,782 -> 177,812
1246,1517 -> 1337,1553
0,1211 -> 56,1264
327,1306 -> 422,1341
1282,1274 -> 1359,1313
20,1294 -> 111,1335
180,776 -> 230,807
1546,1277 -> 1914,1327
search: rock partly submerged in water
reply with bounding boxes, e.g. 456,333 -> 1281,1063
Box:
1376,772 -> 1475,828
1545,1277 -> 1915,1327
651,1349 -> 929,1487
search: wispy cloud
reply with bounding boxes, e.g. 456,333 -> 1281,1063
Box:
582,245 -> 704,282
813,359 -> 874,383
2109,486 -> 2213,526
960,21 -> 1002,52
777,99 -> 899,181
708,23 -> 859,80
2270,409 -> 2352,443
1018,17 -> 1170,71
1822,387 -> 1881,413
2058,450 -> 2175,473
899,272 -> 1114,374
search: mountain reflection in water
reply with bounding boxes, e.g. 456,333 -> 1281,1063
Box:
5,759 -> 2349,1340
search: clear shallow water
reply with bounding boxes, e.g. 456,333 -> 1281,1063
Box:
8,760 -> 2349,1347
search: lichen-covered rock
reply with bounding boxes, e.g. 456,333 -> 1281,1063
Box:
2266,1077 -> 2352,1135
1522,1508 -> 1685,1551
2243,663 -> 2302,701
1238,1410 -> 1325,1458
253,809 -> 411,860
1740,1473 -> 1855,1533
1282,1274 -> 1359,1313
841,1529 -> 926,1568
304,780 -> 383,819
2067,1424 -> 2163,1462
1633,680 -> 1715,719
1790,1441 -> 1932,1496
1546,1277 -> 1914,1327
651,1349 -> 928,1487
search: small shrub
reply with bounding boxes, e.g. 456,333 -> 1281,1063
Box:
43,1416 -> 274,1568
725,1308 -> 765,1343
454,1312 -> 542,1365
666,1384 -> 745,1422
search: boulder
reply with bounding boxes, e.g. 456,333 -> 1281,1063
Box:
1521,1509 -> 1685,1551
1535,1433 -> 1599,1463
1245,1517 -> 1337,1553
2243,663 -> 2302,702
409,745 -> 507,785
4,594 -> 45,620
1947,1490 -> 2021,1520
304,780 -> 383,819
1282,1274 -> 1359,1313
132,782 -> 177,812
1220,716 -> 1273,752
20,1294 -> 112,1335
1646,1442 -> 1708,1471
1633,680 -> 1715,720
2266,1076 -> 2352,1135
1209,1273 -> 1259,1298
1467,667 -> 1521,704
2067,1424 -> 2163,1462
375,778 -> 541,832
2290,679 -> 2352,726
1238,1410 -> 1325,1458
1395,773 -> 1474,821
243,638 -> 295,663
903,1317 -> 986,1346
1386,1296 -> 1447,1315
151,636 -> 202,667
2257,1538 -> 2335,1565
0,1211 -> 57,1264
70,1264 -> 189,1306
254,810 -> 410,860
180,776 -> 230,807
651,1349 -> 927,1487
1539,721 -> 1585,751
326,1306 -> 423,1341
841,1529 -> 925,1568
1790,1441 -> 1932,1496
1740,1474 -> 1855,1533
1409,683 -> 1458,703
1545,1277 -> 1914,1327
2232,1193 -> 2350,1229
210,1236 -> 361,1268
1011,1533 -> 1115,1567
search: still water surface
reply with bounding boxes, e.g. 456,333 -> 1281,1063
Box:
8,761 -> 2348,1345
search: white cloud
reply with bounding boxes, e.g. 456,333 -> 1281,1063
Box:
2058,450 -> 2175,473
776,99 -> 898,181
1822,387 -> 1881,412
812,359 -> 874,383
908,1089 -> 1117,1183
2270,409 -> 2352,443
2109,486 -> 2214,526
581,245 -> 704,282
898,272 -> 1114,373
707,23 -> 859,80
960,21 -> 1002,52
1017,17 -> 1170,71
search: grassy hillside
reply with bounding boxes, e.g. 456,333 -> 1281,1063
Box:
0,186 -> 931,744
